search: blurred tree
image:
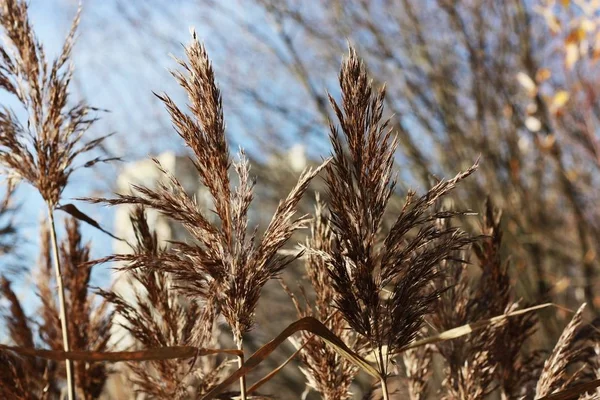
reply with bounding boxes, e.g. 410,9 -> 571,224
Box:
76,0 -> 600,318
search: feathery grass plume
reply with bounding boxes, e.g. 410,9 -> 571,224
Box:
0,276 -> 58,399
1,218 -> 112,399
473,200 -> 539,398
282,196 -> 361,400
429,201 -> 539,399
0,0 -> 112,206
579,344 -> 600,400
0,1 -> 114,397
319,46 -> 477,399
0,222 -> 61,399
431,252 -> 498,399
535,303 -> 591,398
98,207 -> 229,399
59,218 -> 112,400
88,30 -> 328,398
402,344 -> 432,400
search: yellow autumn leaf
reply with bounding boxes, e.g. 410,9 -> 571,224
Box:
552,90 -> 570,111
566,27 -> 586,44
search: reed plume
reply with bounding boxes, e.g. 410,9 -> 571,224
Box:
283,196 -> 362,400
98,207 -> 229,398
0,1 -> 113,397
1,217 -> 111,399
316,46 -> 477,399
89,30 -> 328,399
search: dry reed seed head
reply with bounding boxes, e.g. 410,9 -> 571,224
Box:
0,275 -> 51,398
159,30 -> 231,240
535,303 -> 590,398
94,34 -> 328,341
429,204 -> 539,399
322,46 -> 477,372
0,276 -> 34,349
0,218 -> 112,398
98,207 -> 225,398
281,197 -> 360,400
0,0 -> 112,207
56,218 -> 112,399
402,344 -> 433,400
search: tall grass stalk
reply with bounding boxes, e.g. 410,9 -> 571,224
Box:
47,205 -> 75,400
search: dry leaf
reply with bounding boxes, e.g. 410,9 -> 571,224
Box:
566,27 -> 586,44
536,68 -> 552,82
551,90 -> 570,113
402,303 -> 553,351
201,317 -> 381,400
0,345 -> 241,362
57,203 -> 123,241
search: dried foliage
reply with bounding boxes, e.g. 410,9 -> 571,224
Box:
3,2 -> 600,399
0,1 -> 116,397
283,197 -> 361,400
0,218 -> 111,399
313,47 -> 477,396
535,304 -> 592,399
428,200 -> 539,399
89,32 -> 327,348
0,0 -> 110,206
98,207 -> 229,399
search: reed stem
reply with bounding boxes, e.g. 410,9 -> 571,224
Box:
235,334 -> 247,400
47,205 -> 75,400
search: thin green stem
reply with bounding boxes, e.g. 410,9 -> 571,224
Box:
47,205 -> 75,400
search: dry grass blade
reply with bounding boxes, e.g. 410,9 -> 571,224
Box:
201,316 -> 381,400
247,338 -> 312,395
57,203 -> 123,241
404,303 -> 553,351
0,345 -> 241,362
539,378 -> 600,400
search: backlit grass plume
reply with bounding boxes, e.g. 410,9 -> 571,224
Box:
317,47 -> 477,399
98,207 -> 230,398
1,218 -> 111,399
0,1 -> 113,397
89,30 -> 328,399
283,197 -> 362,400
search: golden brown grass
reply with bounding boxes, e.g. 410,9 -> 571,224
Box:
1,1 -> 600,399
